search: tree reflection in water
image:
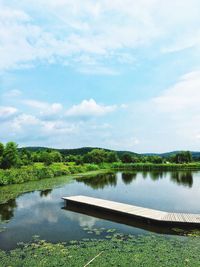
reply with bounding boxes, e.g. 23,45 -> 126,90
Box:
40,189 -> 52,197
0,171 -> 194,224
170,172 -> 193,188
76,173 -> 117,189
122,172 -> 137,185
0,199 -> 17,222
142,171 -> 148,179
77,171 -> 194,189
149,171 -> 165,181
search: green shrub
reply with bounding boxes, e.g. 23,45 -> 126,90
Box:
0,163 -> 102,185
85,164 -> 99,171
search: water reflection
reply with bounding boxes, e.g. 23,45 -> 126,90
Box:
76,173 -> 117,189
170,172 -> 193,188
77,171 -> 194,189
149,171 -> 165,181
122,172 -> 137,184
0,170 -> 199,250
0,199 -> 17,221
142,171 -> 148,179
40,189 -> 53,197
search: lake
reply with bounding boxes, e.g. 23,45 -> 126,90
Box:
0,170 -> 200,250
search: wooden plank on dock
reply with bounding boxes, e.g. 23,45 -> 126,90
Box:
62,195 -> 200,226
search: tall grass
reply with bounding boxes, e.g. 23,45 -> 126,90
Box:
111,162 -> 200,171
0,163 -> 100,186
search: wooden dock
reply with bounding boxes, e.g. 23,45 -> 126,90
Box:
62,195 -> 200,227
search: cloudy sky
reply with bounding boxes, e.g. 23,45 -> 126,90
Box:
0,0 -> 200,153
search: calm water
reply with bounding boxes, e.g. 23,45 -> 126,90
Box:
0,171 -> 200,250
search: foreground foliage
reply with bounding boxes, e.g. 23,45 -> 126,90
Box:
0,234 -> 200,267
0,163 -> 100,186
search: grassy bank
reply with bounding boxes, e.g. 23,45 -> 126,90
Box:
112,162 -> 200,171
0,163 -> 102,186
0,169 -> 111,204
0,233 -> 200,266
1,162 -> 200,187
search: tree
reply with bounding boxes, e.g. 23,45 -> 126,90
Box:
65,155 -> 76,162
83,149 -> 107,164
40,151 -> 53,166
20,148 -> 32,165
148,156 -> 163,164
1,142 -> 19,169
170,151 -> 193,163
121,153 -> 133,163
74,155 -> 84,165
31,152 -> 40,162
106,152 -> 119,163
0,143 -> 4,157
0,142 -> 4,167
50,151 -> 63,162
132,156 -> 140,163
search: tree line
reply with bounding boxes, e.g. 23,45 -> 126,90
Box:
0,141 -> 194,169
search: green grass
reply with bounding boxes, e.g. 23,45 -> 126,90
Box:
0,169 -> 111,204
0,163 -> 101,186
112,162 -> 200,171
1,233 -> 200,266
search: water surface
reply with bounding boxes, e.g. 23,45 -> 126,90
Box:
0,170 -> 200,250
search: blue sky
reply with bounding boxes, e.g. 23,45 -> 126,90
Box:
0,0 -> 200,152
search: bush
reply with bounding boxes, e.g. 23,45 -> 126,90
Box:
85,164 -> 99,171
0,163 -> 102,186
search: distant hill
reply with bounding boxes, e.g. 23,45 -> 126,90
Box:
20,146 -> 115,155
159,151 -> 200,160
19,146 -> 139,158
19,146 -> 200,159
142,151 -> 200,159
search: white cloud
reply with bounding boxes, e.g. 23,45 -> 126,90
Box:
13,114 -> 40,130
0,106 -> 18,118
0,97 -> 119,147
0,96 -> 121,147
153,71 -> 200,112
24,100 -> 63,116
66,99 -> 116,117
0,0 -> 200,73
128,70 -> 200,151
41,120 -> 77,135
1,69 -> 199,151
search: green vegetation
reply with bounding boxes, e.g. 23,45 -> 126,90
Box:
0,141 -> 199,186
0,175 -> 73,204
0,142 -> 20,169
0,169 -> 110,204
1,141 -> 197,169
1,233 -> 200,266
0,163 -> 103,186
112,162 -> 200,171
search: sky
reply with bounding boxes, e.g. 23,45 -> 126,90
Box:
0,0 -> 200,153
